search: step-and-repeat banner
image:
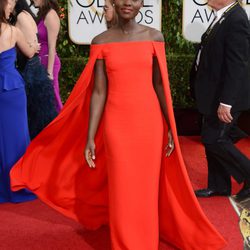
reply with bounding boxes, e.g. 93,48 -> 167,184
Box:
183,0 -> 250,43
68,0 -> 162,44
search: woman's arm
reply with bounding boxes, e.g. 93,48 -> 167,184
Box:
44,9 -> 60,79
151,29 -> 175,156
153,56 -> 170,126
153,57 -> 174,156
85,59 -> 108,168
151,29 -> 169,124
15,27 -> 37,58
15,12 -> 38,50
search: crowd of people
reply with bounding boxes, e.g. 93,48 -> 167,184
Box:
0,0 -> 250,249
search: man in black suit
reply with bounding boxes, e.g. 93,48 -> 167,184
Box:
190,0 -> 250,199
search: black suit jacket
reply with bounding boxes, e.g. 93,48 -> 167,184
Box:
190,3 -> 250,115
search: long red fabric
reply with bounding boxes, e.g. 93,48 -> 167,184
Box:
10,42 -> 226,249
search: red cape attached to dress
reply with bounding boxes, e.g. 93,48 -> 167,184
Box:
10,42 -> 226,250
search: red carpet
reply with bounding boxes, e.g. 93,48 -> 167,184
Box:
0,136 -> 246,249
180,136 -> 246,250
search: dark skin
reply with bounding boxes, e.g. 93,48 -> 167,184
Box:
84,0 -> 174,168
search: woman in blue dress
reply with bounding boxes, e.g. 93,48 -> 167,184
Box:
0,0 -> 38,202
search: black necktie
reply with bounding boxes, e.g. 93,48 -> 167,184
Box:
201,15 -> 218,42
195,15 -> 218,70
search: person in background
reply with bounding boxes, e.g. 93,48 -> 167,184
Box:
10,0 -> 58,139
103,0 -> 117,29
0,0 -> 38,202
33,0 -> 63,112
190,0 -> 250,200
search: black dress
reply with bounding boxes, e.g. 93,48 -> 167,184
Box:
17,48 -> 58,139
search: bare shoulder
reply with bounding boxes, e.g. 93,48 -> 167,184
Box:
45,9 -> 60,22
2,23 -> 17,39
0,24 -> 17,48
10,25 -> 17,35
148,27 -> 164,42
17,11 -> 33,26
16,11 -> 28,22
1,23 -> 14,34
44,9 -> 60,31
91,29 -> 114,44
11,26 -> 19,41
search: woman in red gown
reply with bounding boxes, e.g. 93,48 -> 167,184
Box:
11,0 -> 227,249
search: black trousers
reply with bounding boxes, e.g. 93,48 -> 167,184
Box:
201,112 -> 250,192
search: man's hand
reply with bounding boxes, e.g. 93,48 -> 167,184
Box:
217,104 -> 233,123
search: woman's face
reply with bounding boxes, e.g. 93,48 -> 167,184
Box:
33,0 -> 43,8
4,0 -> 13,19
113,0 -> 143,20
104,0 -> 114,22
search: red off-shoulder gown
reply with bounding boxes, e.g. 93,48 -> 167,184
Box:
10,41 -> 226,250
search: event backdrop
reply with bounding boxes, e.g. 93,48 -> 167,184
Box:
68,0 -> 162,44
183,0 -> 250,43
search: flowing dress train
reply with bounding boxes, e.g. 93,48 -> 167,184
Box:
10,42 -> 226,249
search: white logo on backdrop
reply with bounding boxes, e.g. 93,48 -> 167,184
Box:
68,0 -> 162,45
183,0 -> 250,43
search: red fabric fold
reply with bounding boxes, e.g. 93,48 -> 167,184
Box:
10,42 -> 226,249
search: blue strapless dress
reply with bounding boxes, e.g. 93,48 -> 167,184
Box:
0,47 -> 36,202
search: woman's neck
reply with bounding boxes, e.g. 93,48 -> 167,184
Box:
117,20 -> 138,35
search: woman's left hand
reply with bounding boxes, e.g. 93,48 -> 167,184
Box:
47,72 -> 54,80
165,129 -> 174,157
29,41 -> 40,54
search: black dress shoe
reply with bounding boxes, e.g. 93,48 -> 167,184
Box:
195,188 -> 230,198
235,187 -> 250,200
